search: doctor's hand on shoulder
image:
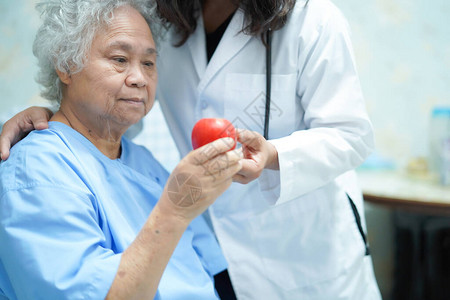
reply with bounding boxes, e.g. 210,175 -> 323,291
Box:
233,128 -> 279,184
0,106 -> 53,161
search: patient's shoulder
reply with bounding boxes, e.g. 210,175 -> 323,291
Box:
0,128 -> 84,192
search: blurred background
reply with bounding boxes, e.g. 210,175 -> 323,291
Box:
1,1 -> 449,299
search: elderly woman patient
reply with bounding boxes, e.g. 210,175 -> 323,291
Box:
0,1 -> 242,299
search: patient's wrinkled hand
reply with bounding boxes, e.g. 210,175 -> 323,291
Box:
161,137 -> 242,222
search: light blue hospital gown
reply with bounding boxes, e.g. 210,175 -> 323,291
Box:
0,122 -> 226,300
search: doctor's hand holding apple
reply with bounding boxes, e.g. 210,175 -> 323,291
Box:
191,118 -> 279,184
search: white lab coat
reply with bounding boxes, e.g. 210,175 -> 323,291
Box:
156,0 -> 381,299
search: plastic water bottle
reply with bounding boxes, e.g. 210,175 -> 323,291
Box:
429,107 -> 450,185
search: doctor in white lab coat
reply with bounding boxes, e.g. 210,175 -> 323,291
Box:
0,0 -> 382,299
156,0 -> 382,299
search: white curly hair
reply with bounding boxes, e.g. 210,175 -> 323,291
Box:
32,0 -> 160,104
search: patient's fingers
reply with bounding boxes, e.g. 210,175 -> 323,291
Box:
189,137 -> 236,165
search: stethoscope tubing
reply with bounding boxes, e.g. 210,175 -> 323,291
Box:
264,28 -> 272,140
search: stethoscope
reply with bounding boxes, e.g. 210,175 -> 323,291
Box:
264,28 -> 272,140
263,0 -> 310,140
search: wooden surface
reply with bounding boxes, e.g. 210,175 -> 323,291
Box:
357,169 -> 450,215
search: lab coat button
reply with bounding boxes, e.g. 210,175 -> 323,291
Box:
201,101 -> 208,110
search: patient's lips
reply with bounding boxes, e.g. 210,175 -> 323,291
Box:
119,97 -> 145,105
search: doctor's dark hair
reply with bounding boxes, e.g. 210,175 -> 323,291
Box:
32,0 -> 159,104
156,0 -> 303,46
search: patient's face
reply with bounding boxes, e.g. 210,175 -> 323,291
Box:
64,5 -> 157,129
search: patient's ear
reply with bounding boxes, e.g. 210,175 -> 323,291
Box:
56,69 -> 71,85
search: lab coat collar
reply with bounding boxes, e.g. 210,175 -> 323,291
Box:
189,9 -> 252,93
187,16 -> 207,82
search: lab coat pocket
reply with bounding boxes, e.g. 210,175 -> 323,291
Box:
247,189 -> 360,291
224,73 -> 299,139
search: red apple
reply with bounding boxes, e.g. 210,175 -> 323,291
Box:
191,118 -> 237,150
